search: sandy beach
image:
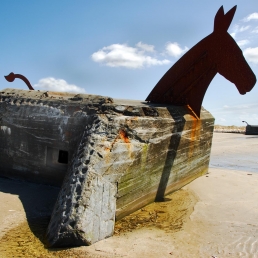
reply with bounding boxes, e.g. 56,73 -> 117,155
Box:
0,132 -> 258,257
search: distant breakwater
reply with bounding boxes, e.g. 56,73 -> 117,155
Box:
214,125 -> 245,134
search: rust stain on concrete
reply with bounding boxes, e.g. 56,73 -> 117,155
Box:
119,129 -> 130,143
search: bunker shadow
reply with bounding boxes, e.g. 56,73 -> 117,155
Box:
148,104 -> 187,202
0,176 -> 60,245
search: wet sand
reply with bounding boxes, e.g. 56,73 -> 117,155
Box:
0,133 -> 258,257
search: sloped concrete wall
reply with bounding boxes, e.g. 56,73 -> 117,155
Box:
0,89 -> 112,185
0,89 -> 214,247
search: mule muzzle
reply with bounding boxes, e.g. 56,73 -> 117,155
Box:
236,73 -> 256,95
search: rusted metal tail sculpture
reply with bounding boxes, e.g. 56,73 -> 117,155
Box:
146,5 -> 256,118
4,72 -> 34,90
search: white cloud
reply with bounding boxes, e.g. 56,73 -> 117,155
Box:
239,25 -> 250,32
165,42 -> 188,58
230,25 -> 250,39
91,43 -> 170,69
230,32 -> 236,38
243,13 -> 258,22
230,15 -> 258,43
211,103 -> 258,126
243,47 -> 258,64
252,26 -> 258,33
230,25 -> 240,38
34,77 -> 86,93
136,42 -> 155,52
237,39 -> 249,47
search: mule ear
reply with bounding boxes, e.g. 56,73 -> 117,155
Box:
214,6 -> 225,31
214,5 -> 237,32
224,5 -> 237,31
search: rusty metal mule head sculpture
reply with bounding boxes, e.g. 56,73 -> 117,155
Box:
146,6 -> 256,117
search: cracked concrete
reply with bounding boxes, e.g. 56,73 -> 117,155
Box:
0,88 -> 214,247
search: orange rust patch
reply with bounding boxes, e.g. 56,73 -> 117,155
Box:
188,111 -> 201,159
119,129 -> 130,143
190,118 -> 197,141
108,129 -> 130,152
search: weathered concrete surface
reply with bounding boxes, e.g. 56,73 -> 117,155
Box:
0,88 -> 112,186
0,88 -> 214,247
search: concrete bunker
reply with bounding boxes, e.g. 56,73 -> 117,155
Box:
242,121 -> 258,135
0,88 -> 214,247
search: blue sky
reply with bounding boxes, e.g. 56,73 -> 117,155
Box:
1,0 -> 258,126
